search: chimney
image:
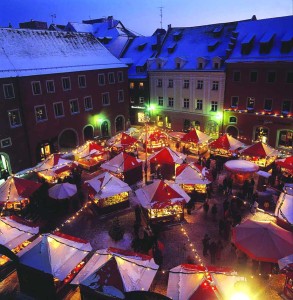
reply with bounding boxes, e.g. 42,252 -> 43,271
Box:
107,16 -> 114,28
168,24 -> 172,29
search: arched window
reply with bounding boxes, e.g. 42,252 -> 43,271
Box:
226,126 -> 239,138
83,125 -> 94,141
115,116 -> 124,133
58,129 -> 78,150
101,121 -> 110,138
278,130 -> 293,149
183,119 -> 191,132
254,127 -> 269,143
191,121 -> 200,130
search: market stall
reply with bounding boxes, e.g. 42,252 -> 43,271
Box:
224,159 -> 259,185
140,130 -> 169,153
71,247 -> 159,299
101,152 -> 143,185
175,162 -> 211,199
239,141 -> 280,169
0,216 -> 38,267
149,147 -> 186,180
274,184 -> 293,231
209,133 -> 244,157
110,132 -> 139,156
167,264 -> 246,300
135,180 -> 190,223
73,141 -> 108,172
16,232 -> 92,299
84,171 -> 131,213
34,153 -> 77,183
276,155 -> 293,176
0,176 -> 42,212
180,129 -> 211,155
278,254 -> 293,300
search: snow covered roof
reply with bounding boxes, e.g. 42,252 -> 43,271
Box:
0,28 -> 127,78
148,21 -> 239,71
275,191 -> 293,225
226,16 -> 293,63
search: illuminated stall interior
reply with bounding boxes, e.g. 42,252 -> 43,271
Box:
0,176 -> 42,212
180,129 -> 211,155
209,133 -> 244,157
135,180 -> 190,223
109,132 -> 139,156
140,130 -> 169,153
73,141 -> 108,172
84,171 -> 131,212
34,153 -> 77,183
240,141 -> 279,169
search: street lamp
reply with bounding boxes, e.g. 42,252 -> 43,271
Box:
143,113 -> 150,183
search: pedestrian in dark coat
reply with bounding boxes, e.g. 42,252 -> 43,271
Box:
203,201 -> 209,217
211,204 -> 218,220
209,241 -> 217,264
202,234 -> 210,256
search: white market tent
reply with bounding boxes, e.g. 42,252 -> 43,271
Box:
48,183 -> 77,200
85,171 -> 131,199
175,163 -> 211,185
17,233 -> 92,281
0,217 -> 38,250
71,247 -> 159,293
275,184 -> 293,226
167,264 -> 245,300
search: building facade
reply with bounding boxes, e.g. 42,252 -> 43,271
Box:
0,28 -> 129,174
224,16 -> 293,152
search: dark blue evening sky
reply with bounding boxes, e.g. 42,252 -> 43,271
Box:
0,0 -> 292,35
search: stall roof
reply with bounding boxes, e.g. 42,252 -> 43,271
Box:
175,162 -> 211,185
148,147 -> 186,165
209,134 -> 244,151
240,141 -> 280,157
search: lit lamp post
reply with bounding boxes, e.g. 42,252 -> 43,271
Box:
215,111 -> 224,136
144,112 -> 150,183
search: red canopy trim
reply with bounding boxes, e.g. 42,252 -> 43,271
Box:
88,141 -> 106,153
123,152 -> 143,171
176,162 -> 204,176
53,153 -> 63,165
150,148 -> 177,165
181,264 -> 234,274
13,177 -> 42,198
152,181 -> 183,203
148,131 -> 168,141
276,156 -> 293,171
9,215 -> 39,228
108,247 -> 153,261
181,130 -> 200,143
54,162 -> 77,174
54,231 -> 89,244
241,142 -> 276,158
209,134 -> 231,150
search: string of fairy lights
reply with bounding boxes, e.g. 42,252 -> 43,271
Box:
0,128 -> 291,286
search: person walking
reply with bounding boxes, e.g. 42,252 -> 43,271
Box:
202,234 -> 210,256
209,241 -> 217,264
203,200 -> 209,217
211,203 -> 218,221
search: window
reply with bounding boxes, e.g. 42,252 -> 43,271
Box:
8,109 -> 21,127
158,96 -> 163,106
229,116 -> 237,124
287,72 -> 293,83
35,105 -> 47,122
250,71 -> 258,82
78,75 -> 86,88
31,81 -> 42,95
198,62 -> 203,69
117,71 -> 124,82
197,80 -> 203,89
231,96 -> 239,108
102,93 -> 110,106
69,99 -> 79,114
214,62 -> 219,69
233,71 -> 241,82
118,90 -> 124,103
183,98 -> 189,109
183,80 -> 189,89
139,97 -> 144,104
183,119 -> 191,131
176,62 -> 180,69
129,82 -> 134,89
196,99 -> 203,110
255,127 -> 269,143
46,80 -> 55,93
53,102 -> 64,118
0,138 -> 12,148
139,82 -> 144,89
130,97 -> 134,103
108,72 -> 115,84
278,130 -> 292,148
62,77 -> 71,91
212,81 -> 219,90
264,99 -> 272,111
211,101 -> 218,112
247,97 -> 255,110
84,96 -> 93,111
168,97 -> 174,107
168,79 -> 173,88
267,71 -> 276,83
98,74 -> 105,86
282,100 -> 291,114
3,84 -> 15,99
157,79 -> 162,87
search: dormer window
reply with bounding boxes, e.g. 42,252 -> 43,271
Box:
198,63 -> 203,69
176,62 -> 180,69
281,32 -> 293,53
138,42 -> 147,51
212,57 -> 222,69
197,57 -> 207,70
156,58 -> 166,69
260,32 -> 275,54
158,63 -> 161,69
168,43 -> 176,53
173,31 -> 182,41
213,25 -> 223,37
241,33 -> 255,55
208,40 -> 219,52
